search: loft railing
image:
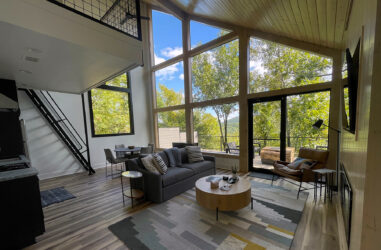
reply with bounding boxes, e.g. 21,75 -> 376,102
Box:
195,135 -> 328,153
47,0 -> 142,40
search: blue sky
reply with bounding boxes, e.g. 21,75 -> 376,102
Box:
152,10 -> 222,95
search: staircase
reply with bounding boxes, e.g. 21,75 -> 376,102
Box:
21,89 -> 95,175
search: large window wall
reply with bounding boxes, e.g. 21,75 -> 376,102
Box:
150,8 -> 339,165
151,9 -> 240,151
249,38 -> 333,93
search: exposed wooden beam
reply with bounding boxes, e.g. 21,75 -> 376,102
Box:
248,28 -> 339,57
238,28 -> 250,173
183,17 -> 193,143
189,14 -> 238,32
189,96 -> 240,109
247,81 -> 333,100
151,55 -> 183,71
152,31 -> 237,72
154,0 -> 186,20
154,104 -> 186,113
187,32 -> 238,58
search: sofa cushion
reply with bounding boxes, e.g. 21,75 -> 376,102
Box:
185,146 -> 204,163
179,148 -> 188,163
153,153 -> 168,174
157,151 -> 169,166
141,154 -> 160,174
164,149 -> 176,167
171,147 -> 182,166
180,161 -> 214,174
162,167 -> 194,187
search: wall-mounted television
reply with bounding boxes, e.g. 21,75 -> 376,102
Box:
343,40 -> 360,133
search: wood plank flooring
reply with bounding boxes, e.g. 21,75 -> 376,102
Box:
26,168 -> 342,250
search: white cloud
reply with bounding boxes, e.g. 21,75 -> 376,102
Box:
155,62 -> 180,81
154,54 -> 165,65
179,73 -> 184,80
250,59 -> 265,75
160,47 -> 183,58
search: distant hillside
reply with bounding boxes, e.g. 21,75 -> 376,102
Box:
225,116 -> 239,134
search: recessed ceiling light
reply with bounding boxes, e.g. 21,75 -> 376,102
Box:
19,69 -> 32,74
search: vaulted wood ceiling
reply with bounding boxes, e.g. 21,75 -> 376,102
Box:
145,0 -> 352,49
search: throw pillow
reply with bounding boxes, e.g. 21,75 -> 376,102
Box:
164,149 -> 176,167
300,160 -> 317,170
171,147 -> 182,166
141,154 -> 160,174
185,146 -> 204,163
288,157 -> 312,170
152,153 -> 168,174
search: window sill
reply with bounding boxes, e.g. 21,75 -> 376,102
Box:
201,151 -> 240,159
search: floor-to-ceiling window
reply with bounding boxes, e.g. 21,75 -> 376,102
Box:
151,9 -> 238,151
150,8 -> 336,172
248,37 -> 333,171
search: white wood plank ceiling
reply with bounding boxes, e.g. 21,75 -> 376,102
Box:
146,0 -> 352,49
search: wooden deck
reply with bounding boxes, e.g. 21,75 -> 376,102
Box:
26,167 -> 343,250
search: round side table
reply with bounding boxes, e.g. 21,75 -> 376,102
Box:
121,171 -> 144,207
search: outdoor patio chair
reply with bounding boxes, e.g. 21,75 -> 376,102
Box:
226,142 -> 240,154
271,147 -> 329,199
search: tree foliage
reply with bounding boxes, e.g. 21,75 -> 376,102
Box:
91,74 -> 131,135
192,38 -> 239,146
156,36 -> 332,152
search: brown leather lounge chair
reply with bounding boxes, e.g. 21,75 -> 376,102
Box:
271,148 -> 329,199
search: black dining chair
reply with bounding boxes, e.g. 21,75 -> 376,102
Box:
104,149 -> 128,178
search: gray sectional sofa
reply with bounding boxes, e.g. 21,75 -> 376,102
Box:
127,148 -> 215,203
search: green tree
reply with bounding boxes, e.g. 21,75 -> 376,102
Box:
192,36 -> 239,147
91,74 -> 131,135
250,39 -> 331,149
156,83 -> 221,149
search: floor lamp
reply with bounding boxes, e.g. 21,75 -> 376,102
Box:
313,119 -> 341,185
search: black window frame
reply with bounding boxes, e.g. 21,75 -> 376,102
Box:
88,72 -> 135,137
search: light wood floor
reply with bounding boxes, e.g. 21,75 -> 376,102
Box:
26,168 -> 342,250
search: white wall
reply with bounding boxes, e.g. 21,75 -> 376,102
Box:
18,91 -> 84,180
18,3 -> 153,179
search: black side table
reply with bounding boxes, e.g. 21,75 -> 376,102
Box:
121,171 -> 144,207
313,169 -> 336,203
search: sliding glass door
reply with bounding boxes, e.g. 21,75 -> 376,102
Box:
248,90 -> 330,172
248,97 -> 286,172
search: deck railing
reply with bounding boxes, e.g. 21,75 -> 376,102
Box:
196,135 -> 328,154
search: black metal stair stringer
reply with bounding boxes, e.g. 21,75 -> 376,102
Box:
22,89 -> 95,175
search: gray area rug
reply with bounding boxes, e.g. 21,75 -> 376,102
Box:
40,187 -> 75,207
249,171 -> 279,181
109,179 -> 308,249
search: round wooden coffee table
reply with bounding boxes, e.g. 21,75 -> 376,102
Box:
195,175 -> 252,220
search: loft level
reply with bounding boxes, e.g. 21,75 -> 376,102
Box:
47,0 -> 142,40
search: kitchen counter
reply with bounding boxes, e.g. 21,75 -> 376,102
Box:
0,167 -> 38,182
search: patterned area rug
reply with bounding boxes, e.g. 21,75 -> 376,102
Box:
249,171 -> 279,181
40,187 -> 75,207
109,179 -> 308,249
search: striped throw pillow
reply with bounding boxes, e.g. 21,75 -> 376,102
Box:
141,154 -> 160,174
152,153 -> 168,174
185,146 -> 204,163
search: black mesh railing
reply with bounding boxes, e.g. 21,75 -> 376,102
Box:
47,0 -> 142,40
